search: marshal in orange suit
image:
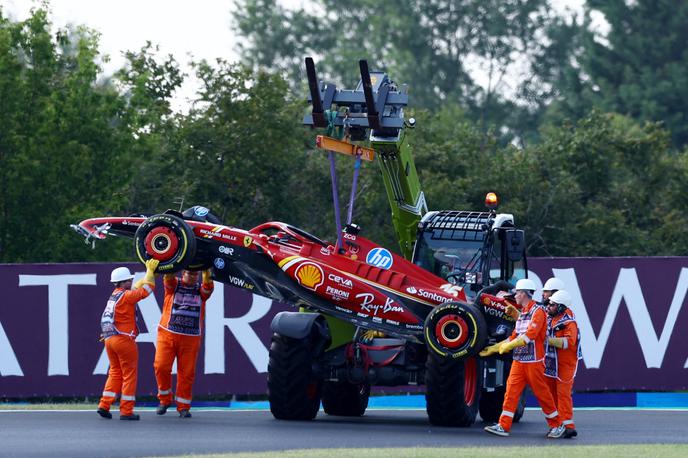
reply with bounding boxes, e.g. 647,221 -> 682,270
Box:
545,290 -> 581,439
481,278 -> 564,438
154,269 -> 213,418
97,259 -> 158,421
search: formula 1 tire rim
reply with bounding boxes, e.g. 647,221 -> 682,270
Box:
436,314 -> 469,348
144,227 -> 178,261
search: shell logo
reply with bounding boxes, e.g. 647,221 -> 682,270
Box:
295,262 -> 324,290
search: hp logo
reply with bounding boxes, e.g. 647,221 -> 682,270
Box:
194,206 -> 209,217
366,247 -> 393,270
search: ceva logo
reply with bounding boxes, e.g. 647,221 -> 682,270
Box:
366,247 -> 393,270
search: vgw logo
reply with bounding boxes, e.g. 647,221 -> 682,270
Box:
366,247 -> 393,270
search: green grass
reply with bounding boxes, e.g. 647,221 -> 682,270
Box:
149,445 -> 688,458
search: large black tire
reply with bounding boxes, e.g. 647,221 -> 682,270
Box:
134,214 -> 196,274
479,362 -> 528,423
425,354 -> 481,427
185,247 -> 214,272
321,381 -> 370,417
424,301 -> 487,360
267,333 -> 321,420
479,386 -> 503,423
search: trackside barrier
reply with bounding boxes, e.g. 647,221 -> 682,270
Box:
1,257 -> 687,397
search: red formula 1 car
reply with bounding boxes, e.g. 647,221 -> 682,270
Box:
73,205 -> 521,425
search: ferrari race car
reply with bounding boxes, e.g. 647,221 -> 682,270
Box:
73,205 -> 523,425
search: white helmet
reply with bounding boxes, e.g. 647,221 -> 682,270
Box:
543,277 -> 565,292
549,290 -> 572,308
110,267 -> 134,283
514,278 -> 537,293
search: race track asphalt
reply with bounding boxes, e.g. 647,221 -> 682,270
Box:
2,408 -> 686,457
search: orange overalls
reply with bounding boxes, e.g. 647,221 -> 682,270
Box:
498,300 -> 561,432
154,276 -> 213,412
98,284 -> 154,416
545,308 -> 581,431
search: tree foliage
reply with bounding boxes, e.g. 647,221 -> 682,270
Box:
537,0 -> 688,148
233,0 -> 555,139
0,8 -> 135,262
2,5 -> 688,265
408,108 -> 686,256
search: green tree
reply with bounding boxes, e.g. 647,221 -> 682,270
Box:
588,0 -> 688,147
167,61 -> 334,234
539,0 -> 688,147
233,0 -> 556,140
0,7 -> 138,262
400,106 -> 685,257
114,42 -> 186,214
505,111 -> 681,256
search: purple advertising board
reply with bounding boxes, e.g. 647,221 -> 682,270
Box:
528,257 -> 688,391
1,258 -> 687,398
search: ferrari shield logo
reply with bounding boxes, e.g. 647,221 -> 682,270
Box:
243,236 -> 252,247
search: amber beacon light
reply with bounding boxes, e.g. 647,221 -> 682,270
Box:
485,192 -> 499,209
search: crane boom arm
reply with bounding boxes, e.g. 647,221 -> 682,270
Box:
304,57 -> 426,259
371,132 -> 426,259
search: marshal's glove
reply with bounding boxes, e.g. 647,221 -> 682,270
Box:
134,258 -> 159,289
202,269 -> 213,285
548,337 -> 566,349
360,329 -> 385,343
479,340 -> 507,357
504,304 -> 520,320
499,336 -> 526,354
142,259 -> 159,286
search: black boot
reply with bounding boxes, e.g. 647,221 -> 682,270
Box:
97,408 -> 112,419
178,409 -> 192,418
120,414 -> 140,421
156,403 -> 171,415
563,428 -> 578,438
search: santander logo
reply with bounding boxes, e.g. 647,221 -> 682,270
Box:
405,285 -> 451,303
